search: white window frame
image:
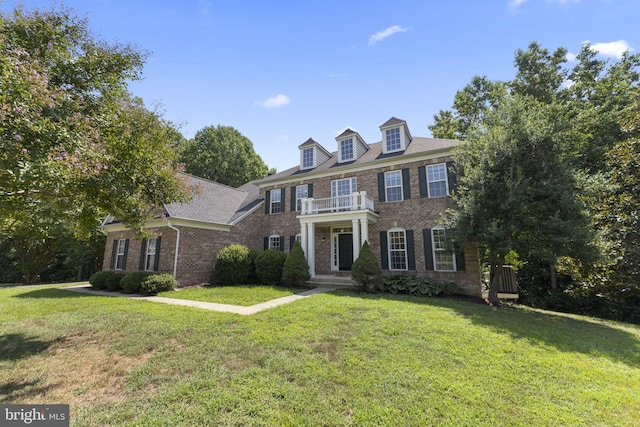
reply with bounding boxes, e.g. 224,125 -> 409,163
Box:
144,237 -> 157,271
387,229 -> 408,271
268,234 -> 281,250
385,127 -> 401,152
302,147 -> 314,169
115,239 -> 127,270
331,177 -> 357,210
339,138 -> 354,162
296,184 -> 308,211
427,163 -> 449,198
432,227 -> 456,271
385,170 -> 403,202
270,189 -> 282,214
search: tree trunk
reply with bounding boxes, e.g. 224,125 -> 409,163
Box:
549,262 -> 558,291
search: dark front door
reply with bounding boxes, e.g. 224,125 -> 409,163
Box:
338,234 -> 353,271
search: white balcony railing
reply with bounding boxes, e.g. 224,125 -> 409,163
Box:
300,191 -> 374,215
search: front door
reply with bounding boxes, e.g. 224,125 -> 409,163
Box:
338,233 -> 353,271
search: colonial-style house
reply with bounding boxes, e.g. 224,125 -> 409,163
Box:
101,117 -> 482,296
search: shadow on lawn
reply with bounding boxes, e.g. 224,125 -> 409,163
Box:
12,288 -> 95,299
0,333 -> 62,361
0,379 -> 55,403
335,290 -> 640,368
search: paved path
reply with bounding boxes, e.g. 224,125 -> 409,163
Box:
63,284 -> 336,315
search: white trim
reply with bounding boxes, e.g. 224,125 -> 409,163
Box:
431,226 -> 456,272
426,163 -> 449,198
387,228 -> 408,271
166,220 -> 180,279
384,170 -> 403,202
102,217 -> 232,233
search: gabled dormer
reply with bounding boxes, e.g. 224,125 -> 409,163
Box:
380,117 -> 412,154
335,128 -> 369,164
298,138 -> 331,170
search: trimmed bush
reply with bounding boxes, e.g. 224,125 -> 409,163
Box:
283,241 -> 310,286
214,244 -> 251,285
89,270 -> 120,291
255,249 -> 287,285
247,248 -> 260,283
139,274 -> 177,295
120,271 -> 150,294
351,241 -> 383,292
382,274 -> 457,297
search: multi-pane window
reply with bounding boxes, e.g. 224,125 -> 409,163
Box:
296,185 -> 308,211
269,235 -> 281,250
144,238 -> 157,271
388,230 -> 408,270
432,228 -> 455,271
302,148 -> 314,169
331,177 -> 357,210
427,163 -> 448,197
385,128 -> 401,152
385,171 -> 403,202
115,239 -> 127,270
270,189 -> 282,214
340,138 -> 354,162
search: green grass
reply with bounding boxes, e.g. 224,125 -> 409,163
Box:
1,284 -> 639,426
158,285 -> 305,306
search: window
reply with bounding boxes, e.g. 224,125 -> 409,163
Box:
388,229 -> 408,270
427,163 -> 448,197
302,148 -> 314,169
340,138 -> 354,162
144,238 -> 158,271
296,185 -> 308,211
270,188 -> 282,214
385,171 -> 403,202
331,177 -> 357,210
269,235 -> 281,250
115,239 -> 127,270
385,127 -> 401,152
432,228 -> 455,271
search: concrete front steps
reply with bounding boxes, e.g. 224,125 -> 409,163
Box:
306,274 -> 358,290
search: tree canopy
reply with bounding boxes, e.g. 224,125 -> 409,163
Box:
180,125 -> 269,187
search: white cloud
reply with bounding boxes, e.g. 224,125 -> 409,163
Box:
591,40 -> 632,59
257,94 -> 291,109
368,25 -> 409,46
566,52 -> 578,62
508,0 -> 528,9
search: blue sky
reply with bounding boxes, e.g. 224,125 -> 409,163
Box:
3,0 -> 639,172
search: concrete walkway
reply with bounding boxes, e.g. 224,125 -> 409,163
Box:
63,284 -> 336,315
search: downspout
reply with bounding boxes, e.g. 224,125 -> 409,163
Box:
166,220 -> 180,279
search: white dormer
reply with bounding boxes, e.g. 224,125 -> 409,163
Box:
335,128 -> 369,163
380,117 -> 412,154
298,138 -> 331,170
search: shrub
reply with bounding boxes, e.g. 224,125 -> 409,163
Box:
351,241 -> 383,292
282,241 -> 310,286
120,271 -> 150,294
89,270 -> 120,291
215,244 -> 251,285
247,248 -> 260,283
381,274 -> 457,297
140,274 -> 177,295
255,249 -> 287,285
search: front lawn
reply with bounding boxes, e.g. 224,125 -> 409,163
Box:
1,284 -> 639,426
159,285 -> 305,306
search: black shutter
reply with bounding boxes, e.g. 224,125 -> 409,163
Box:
291,186 -> 297,211
380,231 -> 389,270
279,235 -> 285,251
446,161 -> 457,195
290,235 -> 296,251
122,239 -> 129,270
154,237 -> 162,271
265,190 -> 271,214
423,229 -> 434,271
456,248 -> 466,272
263,237 -> 269,250
406,230 -> 415,270
111,240 -> 118,269
280,189 -> 286,213
377,172 -> 386,202
308,184 -> 313,198
402,168 -> 411,200
418,166 -> 428,197
139,238 -> 147,270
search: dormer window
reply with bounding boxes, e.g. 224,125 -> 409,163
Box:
302,147 -> 314,169
335,129 -> 369,164
380,117 -> 412,155
339,138 -> 354,162
298,138 -> 331,170
385,128 -> 401,152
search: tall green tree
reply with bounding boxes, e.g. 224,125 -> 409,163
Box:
180,125 -> 269,187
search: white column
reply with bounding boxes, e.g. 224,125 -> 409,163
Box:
300,221 -> 308,258
361,218 -> 369,247
307,222 -> 315,277
352,218 -> 360,260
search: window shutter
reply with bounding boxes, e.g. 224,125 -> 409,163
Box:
122,239 -> 129,270
111,240 -> 118,269
456,248 -> 466,272
279,235 -> 285,251
377,172 -> 386,202
423,229 -> 434,271
406,230 -> 415,270
291,186 -> 297,211
263,237 -> 269,250
280,189 -> 286,212
139,238 -> 147,270
154,237 -> 162,271
402,168 -> 411,200
264,190 -> 271,214
418,166 -> 428,197
446,161 -> 457,194
380,231 -> 389,270
308,184 -> 313,198
290,235 -> 296,251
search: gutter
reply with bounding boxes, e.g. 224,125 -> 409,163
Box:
166,219 -> 180,279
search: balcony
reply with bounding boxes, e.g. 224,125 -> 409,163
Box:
300,192 -> 374,215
